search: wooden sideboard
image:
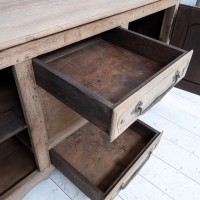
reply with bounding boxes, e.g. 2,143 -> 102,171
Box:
0,0 -> 184,199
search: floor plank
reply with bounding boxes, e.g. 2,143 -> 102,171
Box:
162,92 -> 200,119
22,178 -> 71,200
150,101 -> 200,137
140,111 -> 200,157
50,170 -> 89,200
171,88 -> 200,106
139,156 -> 200,200
118,175 -> 173,200
153,138 -> 200,184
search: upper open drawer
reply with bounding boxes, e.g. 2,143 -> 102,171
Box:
33,27 -> 192,141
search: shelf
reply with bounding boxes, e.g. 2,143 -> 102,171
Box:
0,68 -> 26,144
0,136 -> 37,196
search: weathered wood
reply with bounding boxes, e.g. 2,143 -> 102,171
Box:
33,27 -> 190,141
0,0 -> 161,51
13,61 -> 50,171
48,117 -> 88,150
159,1 -> 180,43
50,121 -> 161,200
33,57 -> 113,134
0,0 -> 177,70
111,50 -> 192,141
37,88 -> 88,149
0,165 -> 55,200
103,28 -> 184,65
0,137 -> 36,196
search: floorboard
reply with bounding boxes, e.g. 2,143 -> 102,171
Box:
22,178 -> 71,200
139,156 -> 200,200
140,111 -> 200,157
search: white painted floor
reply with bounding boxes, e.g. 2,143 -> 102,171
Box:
22,88 -> 200,200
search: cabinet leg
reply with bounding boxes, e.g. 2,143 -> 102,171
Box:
13,60 -> 50,172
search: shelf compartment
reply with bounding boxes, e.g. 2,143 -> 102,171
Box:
33,27 -> 192,141
0,135 -> 37,196
0,68 -> 26,144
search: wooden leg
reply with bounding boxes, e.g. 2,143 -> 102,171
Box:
13,60 -> 50,172
159,2 -> 180,43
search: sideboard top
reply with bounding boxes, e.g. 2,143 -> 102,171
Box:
0,0 -> 160,51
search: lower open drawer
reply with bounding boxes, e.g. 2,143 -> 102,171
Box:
50,120 -> 162,200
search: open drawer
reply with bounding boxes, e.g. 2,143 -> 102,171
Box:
50,120 -> 162,200
33,27 -> 192,141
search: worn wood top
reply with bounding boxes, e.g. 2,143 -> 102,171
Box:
0,0 -> 160,51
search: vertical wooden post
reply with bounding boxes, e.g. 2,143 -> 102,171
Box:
13,60 -> 50,172
159,1 -> 180,43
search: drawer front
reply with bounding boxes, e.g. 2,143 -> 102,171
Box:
105,132 -> 162,200
111,50 -> 193,141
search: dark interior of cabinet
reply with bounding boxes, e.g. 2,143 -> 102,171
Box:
0,67 -> 26,143
128,10 -> 165,40
0,67 -> 35,196
0,129 -> 36,196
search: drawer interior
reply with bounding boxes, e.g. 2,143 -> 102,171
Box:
50,121 -> 160,198
0,130 -> 36,195
38,28 -> 184,104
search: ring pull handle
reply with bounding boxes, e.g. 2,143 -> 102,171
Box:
132,70 -> 180,115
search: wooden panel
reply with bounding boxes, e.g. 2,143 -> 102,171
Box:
0,137 -> 36,196
0,0 -> 160,50
50,121 -> 161,200
0,108 -> 26,144
0,0 -> 177,70
38,88 -> 88,149
171,5 -> 200,91
39,88 -> 82,139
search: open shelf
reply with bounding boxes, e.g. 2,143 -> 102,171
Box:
0,131 -> 37,196
0,68 -> 26,144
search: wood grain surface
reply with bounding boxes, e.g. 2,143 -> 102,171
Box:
0,0 -> 159,50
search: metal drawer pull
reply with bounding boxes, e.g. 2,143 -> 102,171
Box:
132,70 -> 180,115
121,153 -> 151,189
